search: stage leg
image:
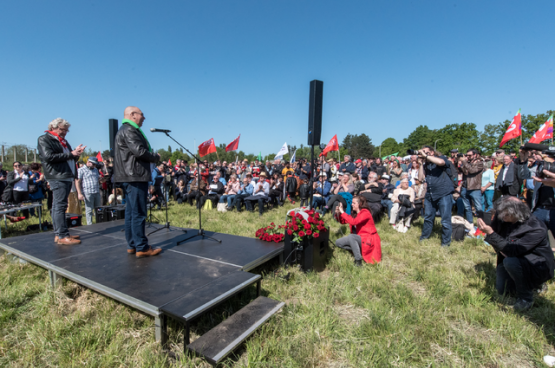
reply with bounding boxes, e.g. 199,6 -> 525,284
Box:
257,279 -> 261,297
155,314 -> 168,348
49,270 -> 63,288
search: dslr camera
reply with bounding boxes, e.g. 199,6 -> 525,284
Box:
537,146 -> 555,179
407,149 -> 418,155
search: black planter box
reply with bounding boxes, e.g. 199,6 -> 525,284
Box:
282,227 -> 330,272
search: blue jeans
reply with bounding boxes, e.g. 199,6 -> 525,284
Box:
220,194 -> 236,207
123,182 -> 149,252
381,199 -> 393,218
459,187 -> 482,224
533,208 -> 555,234
49,180 -> 72,239
312,196 -> 326,210
482,190 -> 494,212
421,193 -> 453,246
496,257 -> 534,302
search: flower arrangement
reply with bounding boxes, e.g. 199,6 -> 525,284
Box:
285,208 -> 327,244
255,222 -> 285,243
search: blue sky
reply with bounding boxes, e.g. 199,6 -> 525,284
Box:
1,0 -> 553,156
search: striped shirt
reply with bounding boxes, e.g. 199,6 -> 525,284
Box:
78,166 -> 100,194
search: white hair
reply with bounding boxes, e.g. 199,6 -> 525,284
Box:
400,172 -> 409,179
48,118 -> 70,131
369,172 -> 378,181
401,178 -> 409,183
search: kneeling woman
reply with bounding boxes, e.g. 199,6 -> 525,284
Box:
334,195 -> 382,266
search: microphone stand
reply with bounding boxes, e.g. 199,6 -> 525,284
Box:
147,181 -> 182,236
155,131 -> 221,244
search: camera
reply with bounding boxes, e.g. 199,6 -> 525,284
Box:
457,153 -> 464,158
537,147 -> 555,179
407,149 -> 418,155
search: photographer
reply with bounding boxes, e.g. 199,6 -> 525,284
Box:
416,146 -> 455,247
477,196 -> 554,312
531,148 -> 555,234
458,149 -> 484,224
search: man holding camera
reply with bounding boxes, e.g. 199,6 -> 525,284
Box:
459,149 -> 484,223
417,146 -> 454,247
531,148 -> 555,235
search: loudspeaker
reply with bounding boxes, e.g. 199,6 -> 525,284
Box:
65,213 -> 82,228
307,80 -> 323,146
282,228 -> 330,272
109,119 -> 118,157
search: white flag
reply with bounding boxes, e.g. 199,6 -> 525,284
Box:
290,149 -> 297,163
274,142 -> 288,160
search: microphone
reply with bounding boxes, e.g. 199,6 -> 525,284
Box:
150,128 -> 171,133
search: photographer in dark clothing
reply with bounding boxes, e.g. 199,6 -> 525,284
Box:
531,148 -> 555,234
495,152 -> 530,197
417,146 -> 455,247
478,196 -> 554,312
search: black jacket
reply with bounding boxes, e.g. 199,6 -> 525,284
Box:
486,214 -> 554,288
299,183 -> 310,199
286,176 -> 297,194
37,133 -> 78,180
495,161 -> 529,197
113,123 -> 159,183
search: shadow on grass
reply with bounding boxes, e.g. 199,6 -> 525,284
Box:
475,260 -> 555,346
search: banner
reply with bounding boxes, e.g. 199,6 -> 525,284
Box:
290,149 -> 297,163
198,138 -> 217,157
274,142 -> 288,160
96,151 -> 103,162
529,114 -> 553,144
382,152 -> 399,160
500,109 -> 522,147
226,135 -> 240,152
320,135 -> 339,157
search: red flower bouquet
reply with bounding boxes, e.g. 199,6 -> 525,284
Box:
255,222 -> 285,243
285,209 -> 327,243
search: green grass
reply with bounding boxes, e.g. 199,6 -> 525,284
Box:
1,200 -> 555,367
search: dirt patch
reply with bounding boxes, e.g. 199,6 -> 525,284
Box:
334,304 -> 369,326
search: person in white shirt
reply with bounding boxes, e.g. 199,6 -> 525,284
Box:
390,179 -> 416,233
245,172 -> 270,216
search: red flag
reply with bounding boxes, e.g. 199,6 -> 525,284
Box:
198,138 -> 217,157
226,135 -> 240,152
529,114 -> 553,144
499,109 -> 522,148
320,135 -> 339,157
168,159 -> 172,166
96,152 -> 103,162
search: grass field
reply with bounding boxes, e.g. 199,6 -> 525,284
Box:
1,201 -> 555,367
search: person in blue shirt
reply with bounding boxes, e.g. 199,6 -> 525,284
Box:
232,174 -> 254,212
245,172 -> 270,216
312,173 -> 331,211
417,146 -> 455,247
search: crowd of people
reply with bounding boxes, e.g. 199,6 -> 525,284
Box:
1,107 -> 554,312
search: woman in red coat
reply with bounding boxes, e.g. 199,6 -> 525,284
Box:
335,195 -> 382,266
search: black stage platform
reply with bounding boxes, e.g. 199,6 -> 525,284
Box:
0,220 -> 284,363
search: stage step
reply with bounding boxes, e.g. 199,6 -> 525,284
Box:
187,296 -> 284,365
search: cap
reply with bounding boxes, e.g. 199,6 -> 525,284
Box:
450,149 -> 459,153
88,157 -> 99,164
381,174 -> 390,180
259,172 -> 267,177
319,172 -> 327,177
355,159 -> 362,164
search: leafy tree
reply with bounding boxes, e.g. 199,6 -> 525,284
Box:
379,138 -> 400,157
341,133 -> 374,159
402,125 -> 435,151
435,122 -> 480,155
478,124 -> 500,155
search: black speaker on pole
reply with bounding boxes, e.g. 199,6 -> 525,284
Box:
307,80 -> 323,146
109,119 -> 118,157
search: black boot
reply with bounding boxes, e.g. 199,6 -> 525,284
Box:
354,259 -> 362,267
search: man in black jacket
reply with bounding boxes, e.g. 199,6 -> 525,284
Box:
478,196 -> 554,311
37,118 -> 85,245
114,106 -> 161,258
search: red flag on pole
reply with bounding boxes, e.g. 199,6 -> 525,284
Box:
96,151 -> 103,162
226,135 -> 240,152
198,138 -> 217,157
499,109 -> 522,148
529,114 -> 553,144
168,159 -> 172,167
320,135 -> 339,157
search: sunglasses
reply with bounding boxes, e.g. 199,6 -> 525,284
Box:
13,164 -> 21,167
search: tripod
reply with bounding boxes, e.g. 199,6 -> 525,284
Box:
154,131 -> 221,244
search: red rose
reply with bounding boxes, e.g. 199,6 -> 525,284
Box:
307,217 -> 314,224
304,223 -> 311,230
302,220 -> 308,225
314,212 -> 320,219
307,210 -> 314,215
299,231 -> 305,237
313,232 -> 320,238
306,230 -> 312,236
271,222 -> 275,226
287,229 -> 292,236
294,225 -> 299,231
319,220 -> 324,226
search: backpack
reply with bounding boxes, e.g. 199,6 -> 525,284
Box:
451,223 -> 465,242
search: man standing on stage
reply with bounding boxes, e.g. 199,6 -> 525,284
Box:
113,106 -> 161,258
37,118 -> 85,245
76,156 -> 101,225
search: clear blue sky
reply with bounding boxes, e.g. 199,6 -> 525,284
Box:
1,0 -> 553,156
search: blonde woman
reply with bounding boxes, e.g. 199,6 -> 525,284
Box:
322,173 -> 355,216
390,178 -> 415,233
219,174 -> 241,208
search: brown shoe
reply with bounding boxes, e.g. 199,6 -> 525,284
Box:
127,249 -> 136,254
57,237 -> 82,245
54,235 -> 80,242
136,247 -> 162,258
